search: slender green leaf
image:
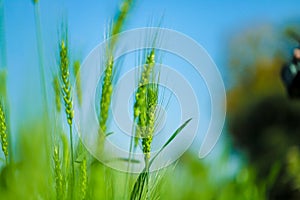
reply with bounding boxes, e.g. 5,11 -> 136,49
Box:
116,157 -> 141,164
150,118 -> 192,166
106,132 -> 114,137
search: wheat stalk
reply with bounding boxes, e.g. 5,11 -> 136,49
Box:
99,0 -> 134,137
59,39 -> 75,197
111,0 -> 134,46
127,50 -> 158,200
130,85 -> 159,200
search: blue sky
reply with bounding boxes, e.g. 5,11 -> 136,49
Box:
1,0 -> 300,158
3,0 -> 299,100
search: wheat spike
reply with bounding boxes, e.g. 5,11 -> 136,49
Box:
99,56 -> 113,135
60,40 -> 74,126
133,50 -> 155,146
80,157 -> 87,200
0,101 -> 8,162
53,145 -> 65,200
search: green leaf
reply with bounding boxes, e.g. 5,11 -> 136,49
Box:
103,157 -> 141,164
150,118 -> 192,166
116,157 -> 141,164
106,132 -> 114,137
130,171 -> 149,200
75,153 -> 86,164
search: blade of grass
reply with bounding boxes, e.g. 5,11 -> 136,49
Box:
149,118 -> 192,166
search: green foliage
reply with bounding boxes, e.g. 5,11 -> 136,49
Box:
286,147 -> 300,190
227,24 -> 300,198
159,152 -> 271,200
0,122 -> 54,199
130,171 -> 149,200
130,118 -> 192,199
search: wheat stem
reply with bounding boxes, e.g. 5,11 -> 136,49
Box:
126,50 -> 157,199
129,49 -> 159,199
69,125 -> 75,194
99,0 -> 135,138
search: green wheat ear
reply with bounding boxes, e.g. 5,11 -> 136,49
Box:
98,0 -> 134,137
111,0 -> 134,46
53,145 -> 65,200
133,49 -> 156,147
60,40 -> 74,126
32,0 -> 39,4
142,83 -> 158,159
99,56 -> 113,135
0,101 -> 8,163
79,157 -> 87,200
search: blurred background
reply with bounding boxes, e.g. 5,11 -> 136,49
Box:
1,0 -> 300,199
